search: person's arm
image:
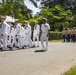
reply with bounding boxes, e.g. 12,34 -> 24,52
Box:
47,24 -> 50,37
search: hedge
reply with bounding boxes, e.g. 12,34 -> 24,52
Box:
49,32 -> 62,40
31,31 -> 62,40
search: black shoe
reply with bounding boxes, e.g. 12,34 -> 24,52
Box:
37,46 -> 39,47
8,46 -> 12,50
24,45 -> 27,47
1,49 -> 6,51
16,46 -> 19,48
0,48 -> 2,50
22,46 -> 25,49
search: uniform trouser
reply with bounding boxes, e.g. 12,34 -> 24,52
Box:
33,34 -> 39,46
41,34 -> 48,50
0,35 -> 3,48
8,36 -> 15,47
71,35 -> 75,42
17,35 -> 22,48
0,34 -> 3,48
63,35 -> 66,42
14,36 -> 18,47
7,35 -> 11,46
24,34 -> 33,47
2,33 -> 7,50
67,34 -> 70,42
21,36 -> 25,47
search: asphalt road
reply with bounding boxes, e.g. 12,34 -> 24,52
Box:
0,42 -> 76,75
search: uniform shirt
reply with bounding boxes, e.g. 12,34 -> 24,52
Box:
0,21 -> 8,35
10,28 -> 15,37
7,24 -> 10,36
62,30 -> 67,35
0,22 -> 2,35
33,24 -> 40,36
41,23 -> 50,35
15,23 -> 22,35
24,24 -> 31,36
21,26 -> 25,37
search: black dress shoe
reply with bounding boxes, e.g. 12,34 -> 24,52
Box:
37,46 -> 39,47
0,48 -> 2,50
16,46 -> 19,48
22,46 -> 25,49
24,45 -> 27,47
1,49 -> 6,51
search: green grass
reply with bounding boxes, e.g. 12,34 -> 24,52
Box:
49,39 -> 63,42
63,66 -> 76,75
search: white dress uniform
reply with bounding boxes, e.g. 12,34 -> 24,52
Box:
7,24 -> 11,46
9,27 -> 15,47
33,24 -> 40,47
41,23 -> 50,50
14,23 -> 22,48
0,22 -> 3,48
24,24 -> 33,47
21,26 -> 25,47
0,21 -> 8,50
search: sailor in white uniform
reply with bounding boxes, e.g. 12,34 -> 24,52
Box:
0,22 -> 3,49
33,21 -> 40,47
14,19 -> 22,49
41,18 -> 50,51
0,16 -> 8,50
24,21 -> 33,47
9,25 -> 15,48
21,26 -> 25,48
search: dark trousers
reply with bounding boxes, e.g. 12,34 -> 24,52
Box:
71,35 -> 75,42
63,35 -> 66,42
67,34 -> 70,42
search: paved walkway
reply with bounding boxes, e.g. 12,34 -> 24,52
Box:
0,42 -> 76,75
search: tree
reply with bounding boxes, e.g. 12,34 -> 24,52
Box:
37,5 -> 72,31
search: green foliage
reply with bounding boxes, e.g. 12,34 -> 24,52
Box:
29,16 -> 43,29
37,5 -> 73,31
0,0 -> 40,23
63,66 -> 76,75
29,19 -> 36,29
0,3 -> 13,16
49,32 -> 62,40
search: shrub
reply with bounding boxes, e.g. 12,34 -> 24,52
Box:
49,31 -> 62,40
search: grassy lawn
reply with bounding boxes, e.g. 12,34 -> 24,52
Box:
49,39 -> 63,42
63,66 -> 76,75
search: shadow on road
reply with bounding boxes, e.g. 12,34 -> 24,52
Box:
34,50 -> 46,53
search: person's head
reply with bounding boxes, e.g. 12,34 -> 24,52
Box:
35,21 -> 38,25
0,16 -> 6,22
25,21 -> 28,25
14,19 -> 18,25
42,18 -> 47,24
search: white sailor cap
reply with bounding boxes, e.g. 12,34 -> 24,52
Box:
10,24 -> 13,26
0,16 -> 6,19
25,20 -> 28,23
43,18 -> 47,21
15,19 -> 18,22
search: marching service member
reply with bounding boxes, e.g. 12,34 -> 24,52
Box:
21,25 -> 25,49
62,28 -> 67,42
9,24 -> 15,48
33,21 -> 40,47
14,19 -> 22,49
71,27 -> 76,42
41,18 -> 50,51
24,21 -> 33,48
0,16 -> 8,51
